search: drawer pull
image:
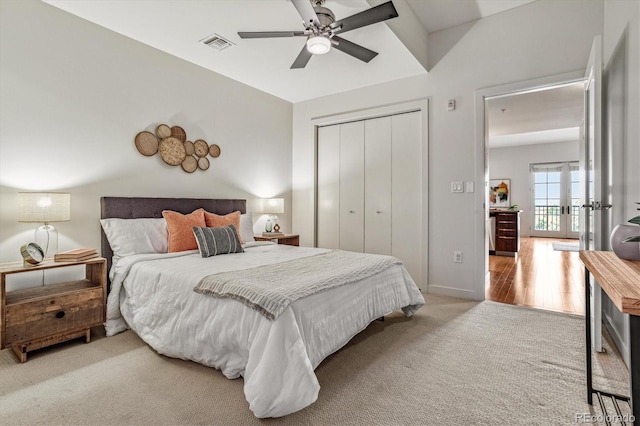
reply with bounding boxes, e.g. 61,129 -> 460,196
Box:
56,311 -> 65,319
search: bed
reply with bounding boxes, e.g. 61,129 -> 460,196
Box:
100,197 -> 425,418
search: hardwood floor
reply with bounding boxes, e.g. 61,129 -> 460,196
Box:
486,237 -> 585,315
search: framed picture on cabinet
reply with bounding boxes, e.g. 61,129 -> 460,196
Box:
489,179 -> 510,208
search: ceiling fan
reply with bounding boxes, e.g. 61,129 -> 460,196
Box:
238,0 -> 399,69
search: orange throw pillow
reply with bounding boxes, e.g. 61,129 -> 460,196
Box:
204,210 -> 243,243
163,208 -> 206,252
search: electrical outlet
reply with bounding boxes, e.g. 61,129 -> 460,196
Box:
454,251 -> 462,263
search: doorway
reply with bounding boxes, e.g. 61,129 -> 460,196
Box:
482,80 -> 585,314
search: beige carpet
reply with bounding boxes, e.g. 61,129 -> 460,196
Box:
0,295 -> 630,425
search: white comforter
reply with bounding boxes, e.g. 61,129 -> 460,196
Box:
106,242 -> 425,418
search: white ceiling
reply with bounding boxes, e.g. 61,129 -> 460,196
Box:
43,0 -> 534,104
487,82 -> 585,148
43,0 -> 578,148
407,0 -> 536,33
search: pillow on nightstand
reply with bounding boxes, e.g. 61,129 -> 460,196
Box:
163,208 -> 206,252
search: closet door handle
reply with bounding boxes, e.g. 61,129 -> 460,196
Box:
376,210 -> 382,214
349,210 -> 356,214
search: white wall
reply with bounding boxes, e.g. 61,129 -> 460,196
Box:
292,0 -> 604,298
489,141 -> 579,237
0,0 -> 293,263
600,0 -> 640,367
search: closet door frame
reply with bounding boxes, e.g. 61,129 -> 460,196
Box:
313,99 -> 429,290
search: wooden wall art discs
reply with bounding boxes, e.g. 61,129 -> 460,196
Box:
159,136 -> 186,166
156,124 -> 171,139
184,141 -> 195,155
135,123 -> 221,173
209,144 -> 221,158
197,156 -> 210,170
194,139 -> 209,157
135,131 -> 159,156
171,126 -> 187,142
181,155 -> 197,173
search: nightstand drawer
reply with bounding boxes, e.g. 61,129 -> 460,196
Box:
4,286 -> 103,346
1,257 -> 107,362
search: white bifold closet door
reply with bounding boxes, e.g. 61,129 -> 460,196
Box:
316,111 -> 422,285
364,117 -> 392,255
339,121 -> 365,253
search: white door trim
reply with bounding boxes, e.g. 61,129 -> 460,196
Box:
473,70 -> 585,301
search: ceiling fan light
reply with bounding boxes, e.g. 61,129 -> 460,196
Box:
306,36 -> 331,55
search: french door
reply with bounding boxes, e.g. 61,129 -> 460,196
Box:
530,161 -> 580,239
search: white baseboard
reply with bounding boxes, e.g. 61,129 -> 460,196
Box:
603,312 -> 630,368
427,285 -> 476,300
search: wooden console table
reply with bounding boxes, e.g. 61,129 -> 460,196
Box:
580,250 -> 639,423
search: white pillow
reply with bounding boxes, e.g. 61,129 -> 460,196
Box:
100,218 -> 168,261
240,213 -> 255,243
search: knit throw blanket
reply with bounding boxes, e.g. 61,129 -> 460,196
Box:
194,249 -> 402,320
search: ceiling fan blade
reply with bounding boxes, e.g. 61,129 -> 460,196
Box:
330,1 -> 398,34
291,44 -> 313,69
332,36 -> 378,63
238,31 -> 306,38
291,0 -> 320,27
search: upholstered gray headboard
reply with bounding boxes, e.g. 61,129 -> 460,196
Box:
100,197 -> 246,290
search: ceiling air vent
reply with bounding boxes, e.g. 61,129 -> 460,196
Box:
200,34 -> 235,51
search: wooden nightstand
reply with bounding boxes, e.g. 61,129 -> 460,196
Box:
0,257 -> 106,363
254,234 -> 300,247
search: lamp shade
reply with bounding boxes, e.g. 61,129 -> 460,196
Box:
260,198 -> 284,215
18,192 -> 71,223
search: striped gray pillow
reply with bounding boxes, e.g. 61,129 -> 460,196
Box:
193,224 -> 244,257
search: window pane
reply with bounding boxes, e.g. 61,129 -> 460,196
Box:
534,183 -> 547,198
571,182 -> 579,197
548,172 -> 561,183
534,172 -> 547,183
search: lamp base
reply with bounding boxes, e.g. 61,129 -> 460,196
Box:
35,224 -> 58,258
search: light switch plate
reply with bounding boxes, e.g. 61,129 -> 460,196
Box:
451,182 -> 464,193
465,182 -> 474,193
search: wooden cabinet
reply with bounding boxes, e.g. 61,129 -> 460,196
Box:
491,211 -> 521,256
254,234 -> 300,246
1,258 -> 106,362
317,111 -> 422,284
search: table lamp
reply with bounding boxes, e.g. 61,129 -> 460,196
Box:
18,192 -> 71,258
261,198 -> 284,233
